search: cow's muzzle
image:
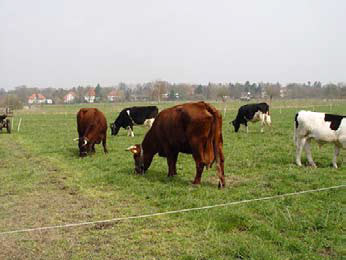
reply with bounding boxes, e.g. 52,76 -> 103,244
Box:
135,164 -> 145,174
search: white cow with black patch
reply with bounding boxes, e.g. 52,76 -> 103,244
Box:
294,110 -> 346,168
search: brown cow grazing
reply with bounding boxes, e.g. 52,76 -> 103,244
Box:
126,101 -> 225,188
76,108 -> 108,157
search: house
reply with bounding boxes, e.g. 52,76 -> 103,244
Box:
240,92 -> 251,101
28,93 -> 46,104
84,88 -> 96,103
64,91 -> 76,103
46,99 -> 53,104
107,90 -> 118,102
280,86 -> 288,98
161,93 -> 169,100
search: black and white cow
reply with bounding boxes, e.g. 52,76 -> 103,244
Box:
231,103 -> 271,133
110,106 -> 158,137
294,110 -> 346,168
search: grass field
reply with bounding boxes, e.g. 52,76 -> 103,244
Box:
0,100 -> 345,259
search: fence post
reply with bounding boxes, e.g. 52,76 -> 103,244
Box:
17,118 -> 22,132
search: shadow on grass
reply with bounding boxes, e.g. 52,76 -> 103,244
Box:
138,168 -> 218,188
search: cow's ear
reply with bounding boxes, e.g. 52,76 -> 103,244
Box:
126,145 -> 138,154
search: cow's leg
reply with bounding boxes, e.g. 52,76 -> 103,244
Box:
244,122 -> 248,134
332,145 -> 340,169
167,152 -> 178,177
216,144 -> 225,188
260,114 -> 265,133
193,160 -> 205,185
304,140 -> 316,168
149,119 -> 154,128
128,125 -> 134,137
90,143 -> 95,154
296,137 -> 306,167
265,114 -> 272,131
102,137 -> 108,154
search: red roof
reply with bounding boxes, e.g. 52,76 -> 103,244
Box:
86,88 -> 95,97
64,92 -> 76,100
107,90 -> 117,97
28,93 -> 46,100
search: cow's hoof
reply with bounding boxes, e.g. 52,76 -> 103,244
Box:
218,182 -> 225,189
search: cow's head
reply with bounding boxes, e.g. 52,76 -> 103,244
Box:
110,123 -> 120,136
231,120 -> 240,132
126,144 -> 145,174
74,137 -> 90,157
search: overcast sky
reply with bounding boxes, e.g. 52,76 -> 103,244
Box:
1,0 -> 345,89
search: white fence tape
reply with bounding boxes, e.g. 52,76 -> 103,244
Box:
0,184 -> 344,236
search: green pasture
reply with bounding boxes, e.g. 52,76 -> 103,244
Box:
0,100 -> 345,259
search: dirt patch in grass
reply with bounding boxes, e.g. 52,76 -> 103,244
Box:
0,137 -> 208,259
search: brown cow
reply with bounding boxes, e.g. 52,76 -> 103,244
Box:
76,108 -> 108,157
126,101 -> 225,188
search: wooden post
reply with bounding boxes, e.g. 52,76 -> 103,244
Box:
223,97 -> 227,118
17,118 -> 22,132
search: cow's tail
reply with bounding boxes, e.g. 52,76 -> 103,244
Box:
204,103 -> 225,188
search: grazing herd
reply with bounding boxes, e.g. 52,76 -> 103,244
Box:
75,101 -> 345,188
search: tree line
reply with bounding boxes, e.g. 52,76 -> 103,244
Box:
0,81 -> 346,109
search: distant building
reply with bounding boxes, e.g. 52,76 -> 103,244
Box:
64,91 -> 76,103
132,94 -> 149,101
107,90 -> 118,102
28,93 -> 46,104
84,88 -> 96,103
46,99 -> 53,104
280,87 -> 288,98
240,92 -> 251,101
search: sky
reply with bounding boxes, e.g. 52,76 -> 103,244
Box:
1,0 -> 345,89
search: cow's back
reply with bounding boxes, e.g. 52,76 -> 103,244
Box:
257,103 -> 269,114
77,108 -> 107,137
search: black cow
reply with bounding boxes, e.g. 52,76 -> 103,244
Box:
231,102 -> 271,133
110,106 -> 158,137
